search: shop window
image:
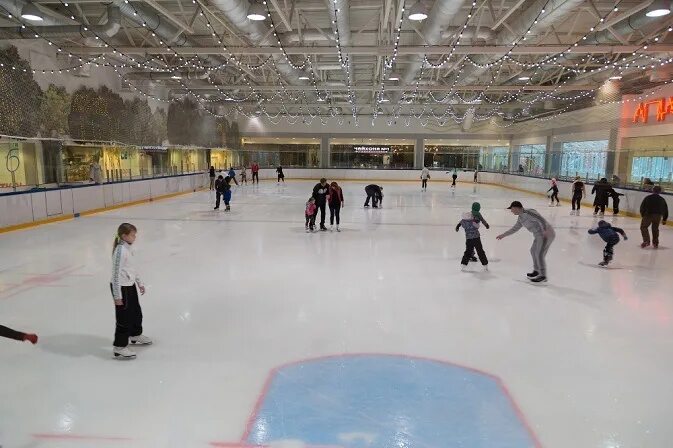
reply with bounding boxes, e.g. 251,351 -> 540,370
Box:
630,156 -> 673,183
331,144 -> 413,169
559,140 -> 608,180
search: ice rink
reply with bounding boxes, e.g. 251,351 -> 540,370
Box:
1,179 -> 672,448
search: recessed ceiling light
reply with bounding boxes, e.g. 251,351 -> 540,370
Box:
518,76 -> 530,81
298,74 -> 310,80
388,71 -> 401,81
609,75 -> 622,80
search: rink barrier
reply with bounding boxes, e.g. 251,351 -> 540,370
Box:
0,172 -> 208,232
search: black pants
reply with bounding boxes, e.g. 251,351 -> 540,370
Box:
462,238 -> 488,265
612,196 -> 620,214
572,194 -> 582,210
0,324 -> 25,341
594,204 -> 606,214
550,191 -> 559,203
451,177 -> 457,187
604,238 -> 619,262
364,192 -> 379,207
316,202 -> 326,227
112,284 -> 143,347
422,179 -> 427,189
252,172 -> 259,183
329,204 -> 341,225
305,213 -> 316,230
215,192 -> 222,208
209,176 -> 215,190
277,174 -> 284,182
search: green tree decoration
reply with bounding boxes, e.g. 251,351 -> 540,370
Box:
0,46 -> 42,137
40,84 -> 71,137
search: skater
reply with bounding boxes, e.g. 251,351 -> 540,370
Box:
110,223 -> 151,360
547,178 -> 560,206
222,176 -> 233,211
468,202 -> 490,262
0,324 -> 38,344
214,175 -> 225,210
209,166 -> 216,190
456,212 -> 488,271
610,189 -> 624,215
328,181 -> 344,232
312,178 -> 330,231
591,177 -> 611,216
570,176 -> 585,215
450,170 -> 458,188
240,166 -> 248,185
89,159 -> 103,184
276,165 -> 285,183
251,161 -> 260,184
588,220 -> 627,266
364,184 -> 383,208
305,197 -> 317,232
639,185 -> 668,249
228,167 -> 239,186
473,168 -> 479,183
496,201 -> 555,283
421,166 -> 430,191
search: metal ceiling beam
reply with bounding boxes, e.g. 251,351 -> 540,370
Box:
65,44 -> 673,55
171,84 -> 596,91
142,0 -> 194,34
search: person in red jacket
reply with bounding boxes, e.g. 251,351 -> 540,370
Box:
251,161 -> 260,184
1,324 -> 38,344
328,181 -> 345,232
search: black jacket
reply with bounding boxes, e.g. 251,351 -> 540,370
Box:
591,182 -> 612,206
215,178 -> 229,193
365,184 -> 382,195
313,183 -> 329,204
640,193 -> 669,221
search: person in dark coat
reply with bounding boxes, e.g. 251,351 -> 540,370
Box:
312,178 -> 330,230
591,178 -> 612,216
640,186 -> 669,248
364,184 -> 384,208
610,189 -> 624,215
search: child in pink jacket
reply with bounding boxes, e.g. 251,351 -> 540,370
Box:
305,197 -> 317,232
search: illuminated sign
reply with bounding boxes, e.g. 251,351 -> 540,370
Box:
632,97 -> 673,123
353,145 -> 391,154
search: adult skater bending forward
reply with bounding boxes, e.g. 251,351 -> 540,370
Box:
364,184 -> 383,208
496,201 -> 555,283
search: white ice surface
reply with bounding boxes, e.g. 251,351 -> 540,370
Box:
1,180 -> 672,448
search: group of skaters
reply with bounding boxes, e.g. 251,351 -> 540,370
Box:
209,163 -> 287,211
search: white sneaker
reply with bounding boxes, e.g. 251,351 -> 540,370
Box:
113,346 -> 136,359
330,225 -> 333,232
556,203 -> 561,207
129,335 -> 153,346
336,226 -> 340,232
482,265 -> 489,272
461,265 -> 468,272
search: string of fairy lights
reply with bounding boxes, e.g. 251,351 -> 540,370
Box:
1,0 -> 673,127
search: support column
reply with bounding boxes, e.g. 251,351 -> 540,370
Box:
606,127 -> 619,181
414,137 -> 424,169
320,136 -> 329,169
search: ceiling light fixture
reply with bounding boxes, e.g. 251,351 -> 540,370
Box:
388,71 -> 401,81
20,2 -> 44,21
247,3 -> 266,21
646,0 -> 671,17
609,75 -> 622,80
298,74 -> 310,80
518,76 -> 531,81
408,2 -> 428,21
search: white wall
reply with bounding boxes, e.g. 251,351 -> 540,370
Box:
0,173 -> 207,229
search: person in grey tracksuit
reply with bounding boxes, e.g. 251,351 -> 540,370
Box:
496,200 -> 555,283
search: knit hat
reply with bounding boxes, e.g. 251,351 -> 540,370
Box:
471,202 -> 481,213
597,220 -> 609,228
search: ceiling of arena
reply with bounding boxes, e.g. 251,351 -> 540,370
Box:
2,0 -> 673,125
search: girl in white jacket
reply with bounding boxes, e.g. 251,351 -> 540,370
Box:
110,223 -> 151,359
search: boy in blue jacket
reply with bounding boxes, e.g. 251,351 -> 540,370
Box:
588,220 -> 627,266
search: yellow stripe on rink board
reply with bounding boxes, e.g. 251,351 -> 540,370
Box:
0,188 -> 206,234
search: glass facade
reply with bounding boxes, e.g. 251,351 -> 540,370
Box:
630,156 -> 673,183
331,139 -> 414,169
241,138 -> 320,168
514,144 -> 546,176
558,140 -> 608,180
424,140 -> 510,171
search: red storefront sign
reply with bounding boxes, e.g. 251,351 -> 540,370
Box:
632,98 -> 673,123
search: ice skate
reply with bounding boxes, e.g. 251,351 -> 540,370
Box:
598,261 -> 609,267
113,346 -> 136,359
526,271 -> 539,278
556,203 -> 561,207
320,225 -> 327,231
336,225 -> 341,232
225,206 -> 231,211
129,335 -> 152,346
305,227 -> 309,233
330,225 -> 333,232
654,242 -> 659,249
482,265 -> 489,272
214,206 -> 219,210
641,242 -> 651,248
469,256 -> 478,262
461,265 -> 468,272
530,275 -> 547,283
598,212 -> 604,217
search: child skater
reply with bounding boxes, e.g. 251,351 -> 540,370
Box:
456,211 -> 489,271
214,175 -> 225,210
305,197 -> 317,232
446,170 -> 458,188
588,220 -> 627,267
571,176 -> 586,215
547,178 -> 560,206
110,223 -> 151,360
222,176 -> 233,211
468,202 -> 490,262
0,324 -> 37,344
240,166 -> 248,185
